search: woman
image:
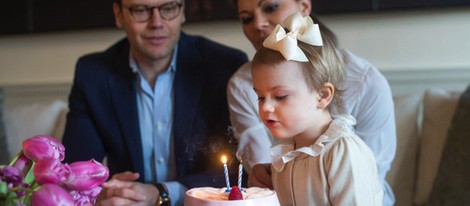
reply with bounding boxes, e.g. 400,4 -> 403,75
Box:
227,0 -> 396,205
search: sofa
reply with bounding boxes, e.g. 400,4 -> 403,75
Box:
0,87 -> 463,205
388,87 -> 462,205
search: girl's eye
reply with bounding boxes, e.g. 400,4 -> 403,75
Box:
257,96 -> 265,102
275,95 -> 287,100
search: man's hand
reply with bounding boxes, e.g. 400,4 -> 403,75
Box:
248,164 -> 273,189
96,172 -> 159,206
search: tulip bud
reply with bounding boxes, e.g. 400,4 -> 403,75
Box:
34,158 -> 70,185
1,166 -> 23,185
22,135 -> 65,161
31,184 -> 74,206
1,166 -> 31,198
64,159 -> 109,191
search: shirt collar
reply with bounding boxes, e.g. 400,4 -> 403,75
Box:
271,115 -> 356,172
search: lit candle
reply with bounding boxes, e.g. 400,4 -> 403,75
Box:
221,155 -> 231,192
238,160 -> 243,191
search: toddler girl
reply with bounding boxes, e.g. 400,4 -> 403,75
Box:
251,12 -> 383,205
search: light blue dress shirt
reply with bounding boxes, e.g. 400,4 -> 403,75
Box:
130,47 -> 187,205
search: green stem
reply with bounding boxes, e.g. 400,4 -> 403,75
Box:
8,150 -> 24,166
9,186 -> 34,194
9,186 -> 35,204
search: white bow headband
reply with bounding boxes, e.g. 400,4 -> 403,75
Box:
263,12 -> 323,62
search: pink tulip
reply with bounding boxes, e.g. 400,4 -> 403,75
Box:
34,158 -> 70,185
69,186 -> 103,206
22,135 -> 65,161
31,183 -> 74,206
64,159 -> 109,191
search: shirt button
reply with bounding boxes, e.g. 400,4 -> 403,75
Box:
158,158 -> 165,164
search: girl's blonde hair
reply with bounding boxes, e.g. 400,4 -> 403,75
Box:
252,30 -> 345,110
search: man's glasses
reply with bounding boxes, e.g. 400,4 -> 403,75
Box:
123,2 -> 183,22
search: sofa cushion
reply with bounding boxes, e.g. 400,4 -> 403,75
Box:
414,87 -> 461,205
387,94 -> 421,206
3,100 -> 68,158
427,85 -> 470,205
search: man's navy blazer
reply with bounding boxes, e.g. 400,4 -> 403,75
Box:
62,32 -> 248,188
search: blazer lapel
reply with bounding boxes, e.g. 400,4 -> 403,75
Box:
173,34 -> 205,168
108,47 -> 144,177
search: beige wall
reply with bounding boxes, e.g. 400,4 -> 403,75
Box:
1,7 -> 469,93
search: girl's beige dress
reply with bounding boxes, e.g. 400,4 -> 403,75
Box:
271,115 -> 383,206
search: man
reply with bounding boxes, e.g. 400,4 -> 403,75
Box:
62,0 -> 248,205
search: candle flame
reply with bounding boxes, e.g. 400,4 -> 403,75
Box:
221,155 -> 227,164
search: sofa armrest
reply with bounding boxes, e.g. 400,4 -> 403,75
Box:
3,100 -> 68,158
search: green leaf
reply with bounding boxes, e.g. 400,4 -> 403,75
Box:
24,161 -> 36,186
0,181 -> 8,195
5,190 -> 19,205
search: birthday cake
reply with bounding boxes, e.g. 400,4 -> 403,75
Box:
184,186 -> 280,206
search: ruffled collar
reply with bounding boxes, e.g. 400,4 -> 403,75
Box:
271,114 -> 356,172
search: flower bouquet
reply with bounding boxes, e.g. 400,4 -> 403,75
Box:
0,135 -> 109,206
